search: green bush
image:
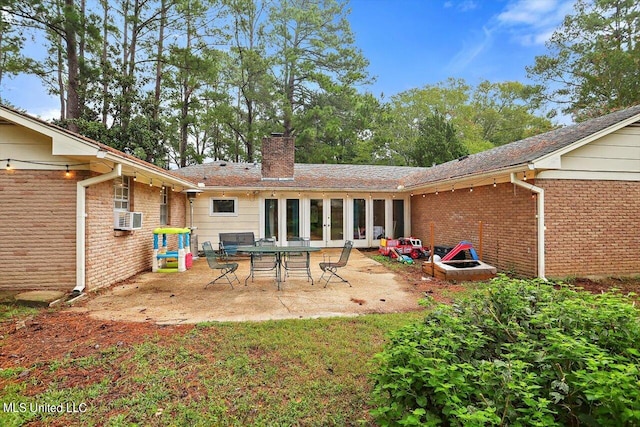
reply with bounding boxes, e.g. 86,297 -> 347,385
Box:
370,275 -> 640,426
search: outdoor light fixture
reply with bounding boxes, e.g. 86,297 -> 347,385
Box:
65,165 -> 70,177
493,179 -> 497,187
133,172 -> 137,181
6,159 -> 10,170
149,178 -> 153,187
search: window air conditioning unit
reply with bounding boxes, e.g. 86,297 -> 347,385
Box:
114,211 -> 143,230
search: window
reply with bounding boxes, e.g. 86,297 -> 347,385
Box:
264,199 -> 278,239
210,197 -> 238,216
373,199 -> 385,239
160,186 -> 168,225
353,198 -> 366,240
114,176 -> 130,211
393,199 -> 405,238
286,199 -> 300,240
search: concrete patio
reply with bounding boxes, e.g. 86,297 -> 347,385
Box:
69,248 -> 425,324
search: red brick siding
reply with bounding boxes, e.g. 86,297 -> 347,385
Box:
261,136 -> 295,179
85,180 -> 187,290
0,170 -> 88,291
411,182 -> 538,277
0,170 -> 187,292
540,179 -> 640,278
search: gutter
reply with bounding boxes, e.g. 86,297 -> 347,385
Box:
510,172 -> 546,279
73,164 -> 122,294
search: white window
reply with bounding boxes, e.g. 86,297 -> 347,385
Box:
160,186 -> 168,225
114,176 -> 130,211
210,197 -> 238,216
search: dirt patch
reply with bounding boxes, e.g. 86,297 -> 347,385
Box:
0,311 -> 191,372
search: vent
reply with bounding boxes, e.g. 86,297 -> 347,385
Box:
114,211 -> 143,230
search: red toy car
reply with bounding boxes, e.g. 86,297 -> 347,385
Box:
379,237 -> 429,259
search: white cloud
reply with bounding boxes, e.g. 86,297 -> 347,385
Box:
497,0 -> 575,45
443,1 -> 478,12
34,108 -> 60,122
445,0 -> 575,75
447,25 -> 495,73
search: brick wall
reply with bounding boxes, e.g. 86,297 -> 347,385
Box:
0,169 -> 86,291
411,182 -> 539,277
261,136 -> 295,179
85,179 -> 187,290
540,179 -> 640,278
0,170 -> 187,292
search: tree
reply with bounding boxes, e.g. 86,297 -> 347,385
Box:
265,0 -> 369,137
470,80 -> 554,146
527,0 -> 640,121
0,9 -> 34,103
382,78 -> 554,164
410,112 -> 467,167
224,0 -> 272,162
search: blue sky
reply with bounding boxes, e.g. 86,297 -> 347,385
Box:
348,0 -> 574,98
2,0 -> 575,121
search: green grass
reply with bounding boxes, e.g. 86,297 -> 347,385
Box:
0,297 -> 40,322
0,312 -> 427,426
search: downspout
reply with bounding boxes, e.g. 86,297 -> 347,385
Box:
510,172 -> 545,279
73,164 -> 122,294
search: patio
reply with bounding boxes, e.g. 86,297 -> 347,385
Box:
70,248 -> 426,324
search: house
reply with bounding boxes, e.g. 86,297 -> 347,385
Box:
177,106 -> 640,280
0,105 -> 196,293
1,103 -> 638,294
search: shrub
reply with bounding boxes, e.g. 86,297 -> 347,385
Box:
370,275 -> 640,426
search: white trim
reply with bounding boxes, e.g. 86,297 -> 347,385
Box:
209,197 -> 238,217
510,173 -> 545,279
532,113 -> 640,169
537,170 -> 640,181
75,164 -> 122,293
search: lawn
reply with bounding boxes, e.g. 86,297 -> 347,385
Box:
0,304 -> 427,426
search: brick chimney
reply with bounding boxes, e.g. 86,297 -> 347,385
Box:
261,133 -> 295,180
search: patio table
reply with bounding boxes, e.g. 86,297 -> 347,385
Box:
237,245 -> 320,290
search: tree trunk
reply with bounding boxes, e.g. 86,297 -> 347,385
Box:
64,0 -> 80,131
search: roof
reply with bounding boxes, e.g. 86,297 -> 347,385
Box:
175,162 -> 427,192
402,104 -> 640,188
0,104 -> 195,188
6,102 -> 638,192
178,104 -> 640,192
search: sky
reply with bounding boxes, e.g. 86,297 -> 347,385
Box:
1,0 -> 576,122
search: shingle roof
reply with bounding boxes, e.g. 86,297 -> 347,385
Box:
402,104 -> 640,188
177,105 -> 640,191
176,162 -> 427,191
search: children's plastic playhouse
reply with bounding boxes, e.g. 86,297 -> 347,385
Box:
152,227 -> 193,273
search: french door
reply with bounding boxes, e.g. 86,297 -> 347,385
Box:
309,198 -> 345,247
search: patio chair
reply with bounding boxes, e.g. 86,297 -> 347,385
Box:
202,241 -> 240,289
319,240 -> 353,288
245,238 -> 279,285
283,237 -> 314,285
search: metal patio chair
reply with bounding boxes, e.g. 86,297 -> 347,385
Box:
245,238 -> 279,285
319,240 -> 353,288
202,241 -> 239,289
283,237 -> 314,285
